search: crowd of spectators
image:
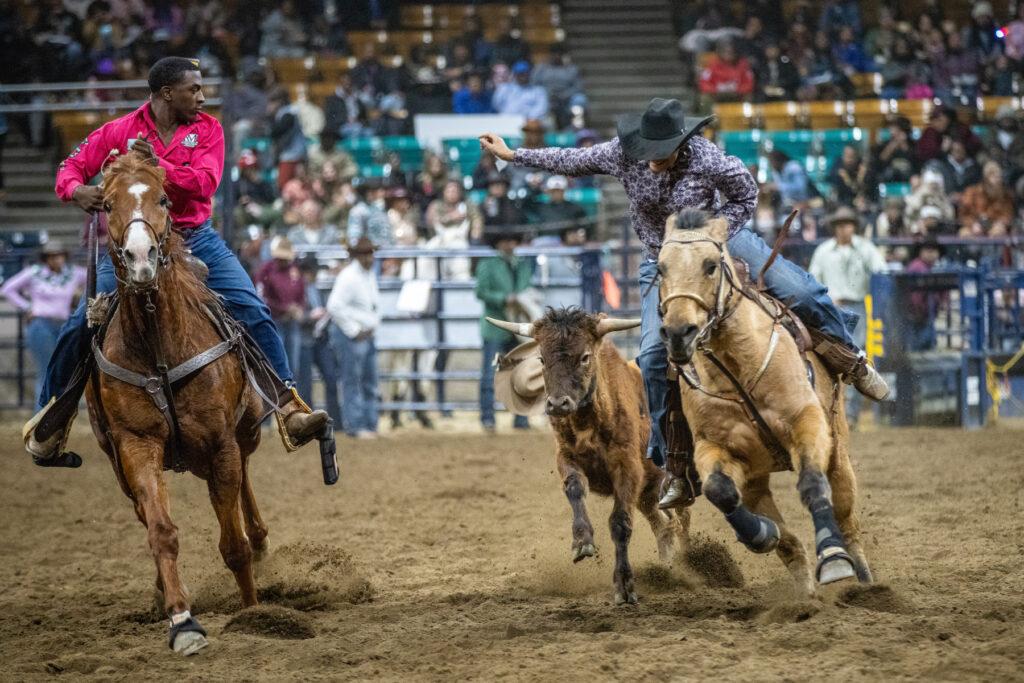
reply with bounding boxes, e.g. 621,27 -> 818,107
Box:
682,1 -> 1023,104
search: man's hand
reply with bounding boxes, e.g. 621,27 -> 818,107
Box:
72,184 -> 105,212
479,133 -> 515,162
130,138 -> 160,166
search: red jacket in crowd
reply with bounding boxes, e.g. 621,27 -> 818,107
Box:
698,56 -> 755,98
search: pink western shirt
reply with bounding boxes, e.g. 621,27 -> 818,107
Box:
55,102 -> 225,229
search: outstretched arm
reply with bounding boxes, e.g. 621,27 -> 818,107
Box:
478,133 -> 621,178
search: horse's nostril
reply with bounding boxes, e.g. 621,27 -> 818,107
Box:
659,326 -> 669,340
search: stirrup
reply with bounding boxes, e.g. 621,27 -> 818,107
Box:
275,386 -> 329,452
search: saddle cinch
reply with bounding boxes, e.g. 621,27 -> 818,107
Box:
31,258 -> 338,484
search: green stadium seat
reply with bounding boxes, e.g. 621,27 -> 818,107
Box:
719,130 -> 762,166
764,130 -> 815,160
240,136 -> 272,154
816,128 -> 867,161
878,182 -> 911,198
467,189 -> 487,205
359,163 -> 392,178
381,135 -> 425,170
544,132 -> 576,147
443,138 -> 484,176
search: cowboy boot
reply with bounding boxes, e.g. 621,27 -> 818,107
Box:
809,329 -> 890,401
277,387 -> 330,450
657,383 -> 700,509
22,399 -> 82,467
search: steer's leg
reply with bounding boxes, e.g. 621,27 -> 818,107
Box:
609,489 -> 638,605
790,404 -> 857,586
695,441 -> 780,554
557,453 -> 596,562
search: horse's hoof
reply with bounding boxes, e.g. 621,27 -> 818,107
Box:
816,548 -> 857,585
172,630 -> 208,656
614,590 -> 639,606
740,518 -> 780,554
572,543 -> 597,563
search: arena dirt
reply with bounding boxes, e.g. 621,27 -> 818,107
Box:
1,421 -> 1022,681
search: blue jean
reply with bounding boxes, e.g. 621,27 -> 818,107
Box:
479,338 -> 529,429
26,317 -> 63,405
637,228 -> 860,466
334,329 -> 379,434
38,221 -> 292,410
297,329 -> 343,426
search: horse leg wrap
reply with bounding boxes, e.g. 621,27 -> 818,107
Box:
798,469 -> 855,583
706,472 -> 779,554
167,610 -> 207,650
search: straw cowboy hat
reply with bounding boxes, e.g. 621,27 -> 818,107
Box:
494,340 -> 547,416
827,206 -> 861,228
616,98 -> 714,161
270,236 -> 295,261
40,240 -> 69,257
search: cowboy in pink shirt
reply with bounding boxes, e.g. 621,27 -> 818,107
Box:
26,57 -> 327,466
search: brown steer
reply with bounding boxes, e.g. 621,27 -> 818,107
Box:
488,308 -> 689,604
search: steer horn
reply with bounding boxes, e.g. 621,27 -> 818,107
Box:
595,317 -> 642,336
485,317 -> 535,338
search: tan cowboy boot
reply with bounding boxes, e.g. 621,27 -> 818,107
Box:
22,399 -> 82,467
809,329 -> 890,401
277,387 -> 330,450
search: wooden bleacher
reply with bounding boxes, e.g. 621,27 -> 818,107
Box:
400,3 -> 560,31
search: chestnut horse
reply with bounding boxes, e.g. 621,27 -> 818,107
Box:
86,153 -> 266,654
657,210 -> 872,595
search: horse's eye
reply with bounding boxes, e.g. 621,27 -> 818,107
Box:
703,259 -> 717,276
103,202 -> 111,213
159,196 -> 169,207
580,352 -> 591,365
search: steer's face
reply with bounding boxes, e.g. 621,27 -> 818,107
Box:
533,310 -> 602,418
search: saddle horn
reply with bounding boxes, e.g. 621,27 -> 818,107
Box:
595,317 -> 642,336
485,317 -> 535,338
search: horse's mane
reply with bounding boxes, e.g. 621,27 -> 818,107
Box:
103,152 -> 165,200
673,209 -> 710,231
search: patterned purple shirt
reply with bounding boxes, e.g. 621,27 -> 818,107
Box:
514,135 -> 757,258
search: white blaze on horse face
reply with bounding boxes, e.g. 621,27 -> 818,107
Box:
124,181 -> 157,283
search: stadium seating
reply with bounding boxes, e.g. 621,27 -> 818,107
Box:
466,187 -> 602,218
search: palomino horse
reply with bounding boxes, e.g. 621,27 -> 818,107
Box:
86,153 -> 267,654
657,210 -> 872,594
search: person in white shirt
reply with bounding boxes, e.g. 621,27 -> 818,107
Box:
327,237 -> 381,439
809,206 -> 888,427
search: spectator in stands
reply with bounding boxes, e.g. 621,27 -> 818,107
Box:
865,7 -> 899,62
828,145 -> 873,210
288,198 -> 342,247
268,88 -> 308,190
879,35 -> 917,99
935,31 -> 980,102
290,84 -> 326,139
480,174 -> 523,231
386,186 -> 420,250
767,150 -> 815,209
350,43 -> 388,99
308,130 -> 357,182
531,43 -> 587,130
223,65 -> 269,154
255,237 -> 305,375
540,223 -> 588,281
452,71 -> 494,114
962,1 -> 1004,65
296,257 -> 343,428
443,40 -> 475,84
537,175 -> 586,234
799,30 -> 854,100
818,0 -> 862,39
475,226 -> 531,434
234,149 -> 281,233
493,61 -> 549,121
449,15 -> 493,68
736,16 -> 769,70
1006,4 -> 1024,67
472,152 -> 500,190
758,43 -> 801,102
917,106 -> 981,164
868,196 -> 909,240
492,16 -> 530,67
832,25 -> 876,75
905,168 -> 956,234
323,73 -> 372,139
259,0 -> 306,58
508,119 -> 550,192
425,179 -> 484,252
348,180 -> 393,246
982,107 -> 1024,194
373,85 -> 410,136
959,161 -> 1016,237
1,241 -> 86,403
934,140 -> 981,203
905,236 -> 945,351
323,182 -> 357,234
809,207 -> 886,426
870,116 -> 917,184
415,151 -> 450,209
698,40 -> 754,102
327,237 -> 381,439
986,53 -> 1016,97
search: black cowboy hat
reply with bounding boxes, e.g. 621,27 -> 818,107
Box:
616,98 -> 715,161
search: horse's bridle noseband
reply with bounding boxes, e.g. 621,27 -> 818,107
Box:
658,236 -> 741,348
110,215 -> 173,292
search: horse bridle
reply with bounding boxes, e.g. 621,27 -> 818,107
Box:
107,201 -> 173,293
658,236 -> 742,349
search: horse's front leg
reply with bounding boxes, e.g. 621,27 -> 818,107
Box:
557,454 -> 596,563
695,441 -> 780,554
120,436 -> 208,656
791,404 -> 857,586
208,443 -> 257,607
